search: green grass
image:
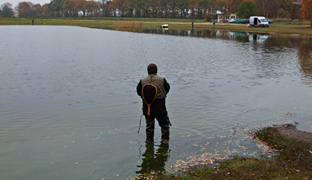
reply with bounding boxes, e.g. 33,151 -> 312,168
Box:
255,127 -> 312,172
156,158 -> 311,180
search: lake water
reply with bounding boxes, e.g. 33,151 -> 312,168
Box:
1,25 -> 312,180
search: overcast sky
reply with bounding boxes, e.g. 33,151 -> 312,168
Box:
1,0 -> 50,9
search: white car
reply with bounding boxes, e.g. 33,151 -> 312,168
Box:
229,18 -> 235,23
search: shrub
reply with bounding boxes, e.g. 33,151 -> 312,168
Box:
205,12 -> 212,21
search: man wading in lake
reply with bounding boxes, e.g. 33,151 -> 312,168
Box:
137,64 -> 171,143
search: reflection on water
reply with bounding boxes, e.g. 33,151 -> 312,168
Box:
298,40 -> 312,85
1,26 -> 312,180
142,28 -> 253,40
140,27 -> 312,87
142,28 -> 273,42
136,142 -> 170,179
112,26 -> 273,43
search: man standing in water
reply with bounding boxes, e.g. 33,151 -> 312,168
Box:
137,64 -> 171,143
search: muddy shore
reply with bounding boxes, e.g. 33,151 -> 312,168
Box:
275,124 -> 312,144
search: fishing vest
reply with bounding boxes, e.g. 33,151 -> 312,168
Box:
141,74 -> 167,99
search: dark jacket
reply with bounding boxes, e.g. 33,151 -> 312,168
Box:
137,74 -> 170,116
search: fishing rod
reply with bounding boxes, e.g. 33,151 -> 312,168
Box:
138,35 -> 148,134
141,36 -> 149,66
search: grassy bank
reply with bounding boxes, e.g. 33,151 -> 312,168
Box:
150,125 -> 312,179
1,17 -> 312,37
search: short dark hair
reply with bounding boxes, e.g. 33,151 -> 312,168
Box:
147,63 -> 157,74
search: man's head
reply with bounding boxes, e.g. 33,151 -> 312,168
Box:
147,63 -> 157,74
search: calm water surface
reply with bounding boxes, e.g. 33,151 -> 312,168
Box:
1,25 -> 312,179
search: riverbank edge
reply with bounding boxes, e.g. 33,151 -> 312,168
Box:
1,17 -> 312,38
152,124 -> 312,180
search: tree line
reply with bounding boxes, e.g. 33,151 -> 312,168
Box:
0,0 -> 311,22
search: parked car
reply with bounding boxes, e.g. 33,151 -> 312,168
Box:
229,18 -> 235,23
234,19 -> 243,23
242,19 -> 250,24
266,18 -> 273,24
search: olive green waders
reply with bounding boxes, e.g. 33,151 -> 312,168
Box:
145,114 -> 170,142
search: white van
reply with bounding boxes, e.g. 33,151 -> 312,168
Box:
249,16 -> 269,27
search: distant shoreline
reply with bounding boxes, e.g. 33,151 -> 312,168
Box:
1,17 -> 312,38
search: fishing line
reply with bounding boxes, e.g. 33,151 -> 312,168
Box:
141,36 -> 148,66
137,114 -> 143,134
137,35 -> 149,134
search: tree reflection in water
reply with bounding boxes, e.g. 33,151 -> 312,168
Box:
298,40 -> 312,85
136,142 -> 170,179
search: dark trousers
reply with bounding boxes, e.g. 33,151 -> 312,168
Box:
145,114 -> 171,142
